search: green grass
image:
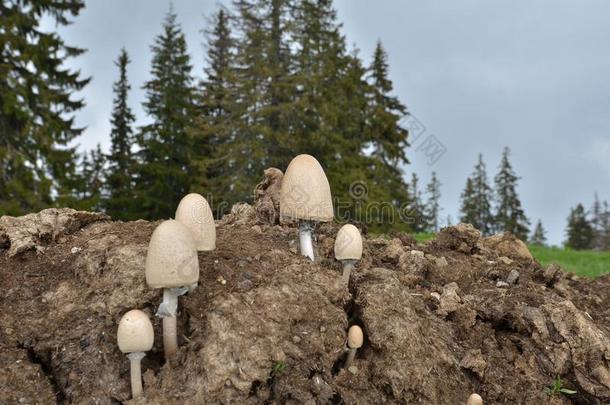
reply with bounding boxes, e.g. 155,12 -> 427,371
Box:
528,245 -> 610,278
413,232 -> 436,243
413,233 -> 610,278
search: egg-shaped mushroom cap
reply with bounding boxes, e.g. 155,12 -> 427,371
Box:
280,154 -> 334,222
175,193 -> 216,251
347,325 -> 364,349
334,224 -> 363,261
467,393 -> 483,405
117,309 -> 154,353
145,220 -> 199,288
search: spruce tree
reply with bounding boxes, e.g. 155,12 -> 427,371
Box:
530,219 -> 547,246
367,41 -> 409,168
565,203 -> 594,250
460,154 -> 494,235
0,0 -> 89,215
105,49 -> 137,220
601,200 -> 610,251
493,147 -> 529,239
190,8 -> 237,215
363,41 -> 411,228
135,8 -> 195,220
590,193 -> 604,250
220,0 -> 294,205
73,145 -> 106,212
424,172 -> 442,232
408,173 -> 426,232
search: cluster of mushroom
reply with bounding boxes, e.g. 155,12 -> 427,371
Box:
113,154 -> 384,399
117,192 -> 216,398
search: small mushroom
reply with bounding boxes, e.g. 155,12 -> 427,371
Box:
145,220 -> 199,359
280,154 -> 333,261
334,224 -> 362,285
344,325 -> 363,369
467,393 -> 483,405
175,193 -> 216,252
117,309 -> 154,399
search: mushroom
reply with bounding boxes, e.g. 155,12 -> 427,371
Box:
280,154 -> 333,261
175,193 -> 216,252
344,325 -> 363,369
117,309 -> 154,399
467,393 -> 483,405
145,220 -> 199,358
334,224 -> 362,285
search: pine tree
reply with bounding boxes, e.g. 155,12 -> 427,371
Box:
590,193 -> 605,250
363,41 -> 411,228
0,0 -> 89,215
493,147 -> 529,239
601,200 -> 610,251
366,41 -> 409,169
73,145 -> 106,212
460,154 -> 494,235
424,172 -> 442,232
565,203 -> 594,250
190,8 -> 237,216
105,49 -> 137,220
135,8 -> 195,220
407,173 -> 426,232
530,219 -> 547,246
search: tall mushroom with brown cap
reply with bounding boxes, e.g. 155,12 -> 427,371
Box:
334,224 -> 362,285
117,309 -> 154,399
467,393 -> 483,405
280,154 -> 333,260
344,325 -> 363,369
145,220 -> 199,358
175,193 -> 216,252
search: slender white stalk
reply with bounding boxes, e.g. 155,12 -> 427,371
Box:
344,348 -> 357,369
341,260 -> 355,285
156,287 -> 188,359
127,352 -> 145,399
299,221 -> 315,261
163,316 -> 177,358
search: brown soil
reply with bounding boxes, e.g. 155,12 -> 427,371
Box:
1,205 -> 609,404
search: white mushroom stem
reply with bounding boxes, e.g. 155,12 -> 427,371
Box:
156,286 -> 188,358
127,352 -> 145,399
344,347 -> 357,369
341,260 -> 356,285
299,221 -> 315,261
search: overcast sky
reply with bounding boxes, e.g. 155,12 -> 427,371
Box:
50,0 -> 610,245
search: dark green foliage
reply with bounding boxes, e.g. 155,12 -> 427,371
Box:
530,219 -> 547,246
105,49 -> 137,220
460,154 -> 494,235
424,172 -> 441,232
72,144 -> 106,211
493,147 -> 529,240
590,194 -> 610,251
407,173 -> 426,232
189,8 -> 237,216
565,203 -> 594,250
196,0 -> 411,230
0,0 -> 89,215
134,8 -> 195,220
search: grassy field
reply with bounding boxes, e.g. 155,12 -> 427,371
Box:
413,233 -> 610,278
528,245 -> 610,278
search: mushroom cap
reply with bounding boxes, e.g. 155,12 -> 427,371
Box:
466,393 -> 483,405
145,220 -> 199,288
280,154 -> 334,222
117,309 -> 154,353
347,325 -> 364,349
175,193 -> 216,251
334,224 -> 363,261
